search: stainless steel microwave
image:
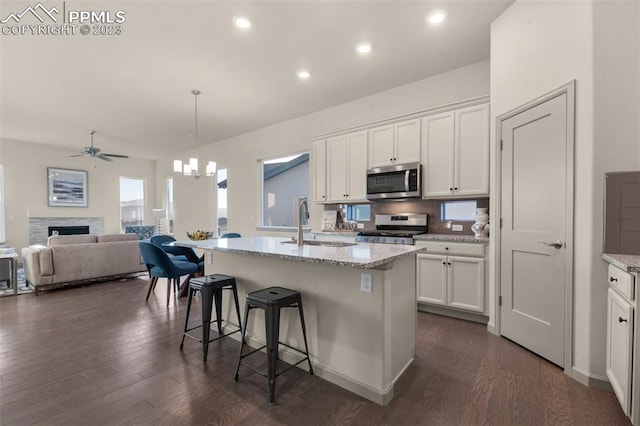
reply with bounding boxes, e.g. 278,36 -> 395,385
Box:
366,162 -> 421,200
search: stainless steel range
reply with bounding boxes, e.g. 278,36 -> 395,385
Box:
356,213 -> 427,245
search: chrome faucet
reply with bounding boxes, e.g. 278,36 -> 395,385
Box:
297,199 -> 309,246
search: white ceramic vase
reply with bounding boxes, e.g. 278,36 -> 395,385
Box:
471,208 -> 489,238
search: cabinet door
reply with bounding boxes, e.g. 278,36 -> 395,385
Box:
312,139 -> 327,203
417,254 -> 447,305
326,134 -> 348,202
368,125 -> 394,168
606,288 -> 634,415
394,119 -> 421,164
421,112 -> 455,198
454,104 -> 489,196
346,131 -> 368,201
447,256 -> 485,313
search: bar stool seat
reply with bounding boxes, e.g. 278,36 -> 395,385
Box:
180,274 -> 242,362
234,286 -> 313,404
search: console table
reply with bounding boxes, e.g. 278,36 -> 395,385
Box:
0,252 -> 18,297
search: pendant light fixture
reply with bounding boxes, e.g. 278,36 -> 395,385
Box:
173,89 -> 216,179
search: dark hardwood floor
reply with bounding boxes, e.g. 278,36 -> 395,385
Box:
0,277 -> 630,425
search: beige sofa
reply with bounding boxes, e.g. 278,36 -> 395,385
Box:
21,234 -> 147,295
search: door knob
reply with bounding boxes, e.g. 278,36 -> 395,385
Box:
538,240 -> 563,249
619,317 -> 628,323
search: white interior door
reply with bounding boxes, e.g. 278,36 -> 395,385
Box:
500,91 -> 571,367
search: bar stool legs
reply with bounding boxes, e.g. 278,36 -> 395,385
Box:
234,286 -> 314,404
180,274 -> 242,362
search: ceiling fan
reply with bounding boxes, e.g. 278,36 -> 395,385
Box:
70,130 -> 129,162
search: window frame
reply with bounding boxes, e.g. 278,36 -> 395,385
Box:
258,151 -> 310,231
119,176 -> 146,232
440,200 -> 478,222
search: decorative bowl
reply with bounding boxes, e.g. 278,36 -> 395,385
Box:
186,230 -> 213,241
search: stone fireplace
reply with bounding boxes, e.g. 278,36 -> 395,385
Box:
29,217 -> 104,245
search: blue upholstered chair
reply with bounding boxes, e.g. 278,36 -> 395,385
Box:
138,241 -> 201,306
125,225 -> 156,240
150,235 -> 188,262
221,233 -> 241,238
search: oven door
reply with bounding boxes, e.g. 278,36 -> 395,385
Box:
366,163 -> 421,200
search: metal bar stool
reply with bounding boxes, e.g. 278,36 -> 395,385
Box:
180,274 -> 243,362
234,286 -> 314,404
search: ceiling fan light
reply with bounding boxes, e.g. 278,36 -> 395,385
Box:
173,160 -> 183,173
183,164 -> 192,175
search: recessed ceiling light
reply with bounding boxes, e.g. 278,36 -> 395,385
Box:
297,70 -> 310,80
234,16 -> 251,29
427,10 -> 446,25
356,42 -> 372,55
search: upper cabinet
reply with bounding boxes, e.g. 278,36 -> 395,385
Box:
421,103 -> 489,198
368,119 -> 421,168
312,139 -> 327,203
326,131 -> 368,203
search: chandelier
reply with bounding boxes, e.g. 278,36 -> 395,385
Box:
173,89 -> 216,179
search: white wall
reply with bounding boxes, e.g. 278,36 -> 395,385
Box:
159,60 -> 491,238
0,138 -> 157,257
491,0 -> 640,381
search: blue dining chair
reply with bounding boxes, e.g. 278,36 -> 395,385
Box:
150,235 -> 190,262
138,241 -> 201,306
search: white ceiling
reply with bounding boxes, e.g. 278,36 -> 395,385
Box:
0,0 -> 513,160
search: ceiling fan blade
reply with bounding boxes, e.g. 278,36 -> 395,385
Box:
95,153 -> 114,162
102,153 -> 129,159
69,154 -> 85,157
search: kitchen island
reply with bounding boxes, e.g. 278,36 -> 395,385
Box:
178,236 -> 422,405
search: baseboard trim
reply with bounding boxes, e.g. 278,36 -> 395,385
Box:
417,303 -> 489,325
224,327 -> 397,405
571,366 -> 613,392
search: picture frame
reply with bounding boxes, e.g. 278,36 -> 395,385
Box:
47,167 -> 88,207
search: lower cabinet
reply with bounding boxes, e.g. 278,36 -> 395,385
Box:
606,287 -> 634,416
416,241 -> 486,314
605,263 -> 638,421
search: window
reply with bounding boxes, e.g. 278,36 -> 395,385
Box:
261,152 -> 309,228
441,200 -> 477,222
346,204 -> 371,221
217,169 -> 228,236
0,165 -> 5,243
120,177 -> 145,231
166,178 -> 174,234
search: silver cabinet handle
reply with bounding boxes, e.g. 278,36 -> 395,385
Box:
538,240 -> 563,249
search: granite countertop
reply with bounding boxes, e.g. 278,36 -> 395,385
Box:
414,234 -> 489,244
602,253 -> 640,273
175,236 -> 423,269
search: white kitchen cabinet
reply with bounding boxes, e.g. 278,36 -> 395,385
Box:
607,286 -> 634,416
326,130 -> 368,203
368,119 -> 421,168
312,139 -> 327,203
605,263 -> 638,419
421,103 -> 489,198
416,241 -> 485,314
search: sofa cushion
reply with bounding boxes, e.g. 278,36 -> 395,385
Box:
98,233 -> 138,243
48,234 -> 98,246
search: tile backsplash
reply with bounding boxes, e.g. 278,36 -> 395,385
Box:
325,197 -> 489,235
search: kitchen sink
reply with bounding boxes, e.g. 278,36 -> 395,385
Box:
281,239 -> 357,247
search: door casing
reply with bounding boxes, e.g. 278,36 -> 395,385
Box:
494,81 -> 575,374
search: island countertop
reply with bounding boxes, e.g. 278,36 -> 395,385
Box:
175,236 -> 423,269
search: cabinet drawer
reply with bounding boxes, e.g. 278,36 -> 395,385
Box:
416,241 -> 484,257
608,265 -> 635,301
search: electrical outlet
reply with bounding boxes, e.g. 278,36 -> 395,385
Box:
205,251 -> 214,264
357,223 -> 364,229
452,224 -> 463,231
361,273 -> 373,293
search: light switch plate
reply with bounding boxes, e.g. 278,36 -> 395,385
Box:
361,273 -> 373,293
452,224 -> 463,231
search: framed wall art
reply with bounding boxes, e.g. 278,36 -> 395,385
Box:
47,167 -> 88,207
